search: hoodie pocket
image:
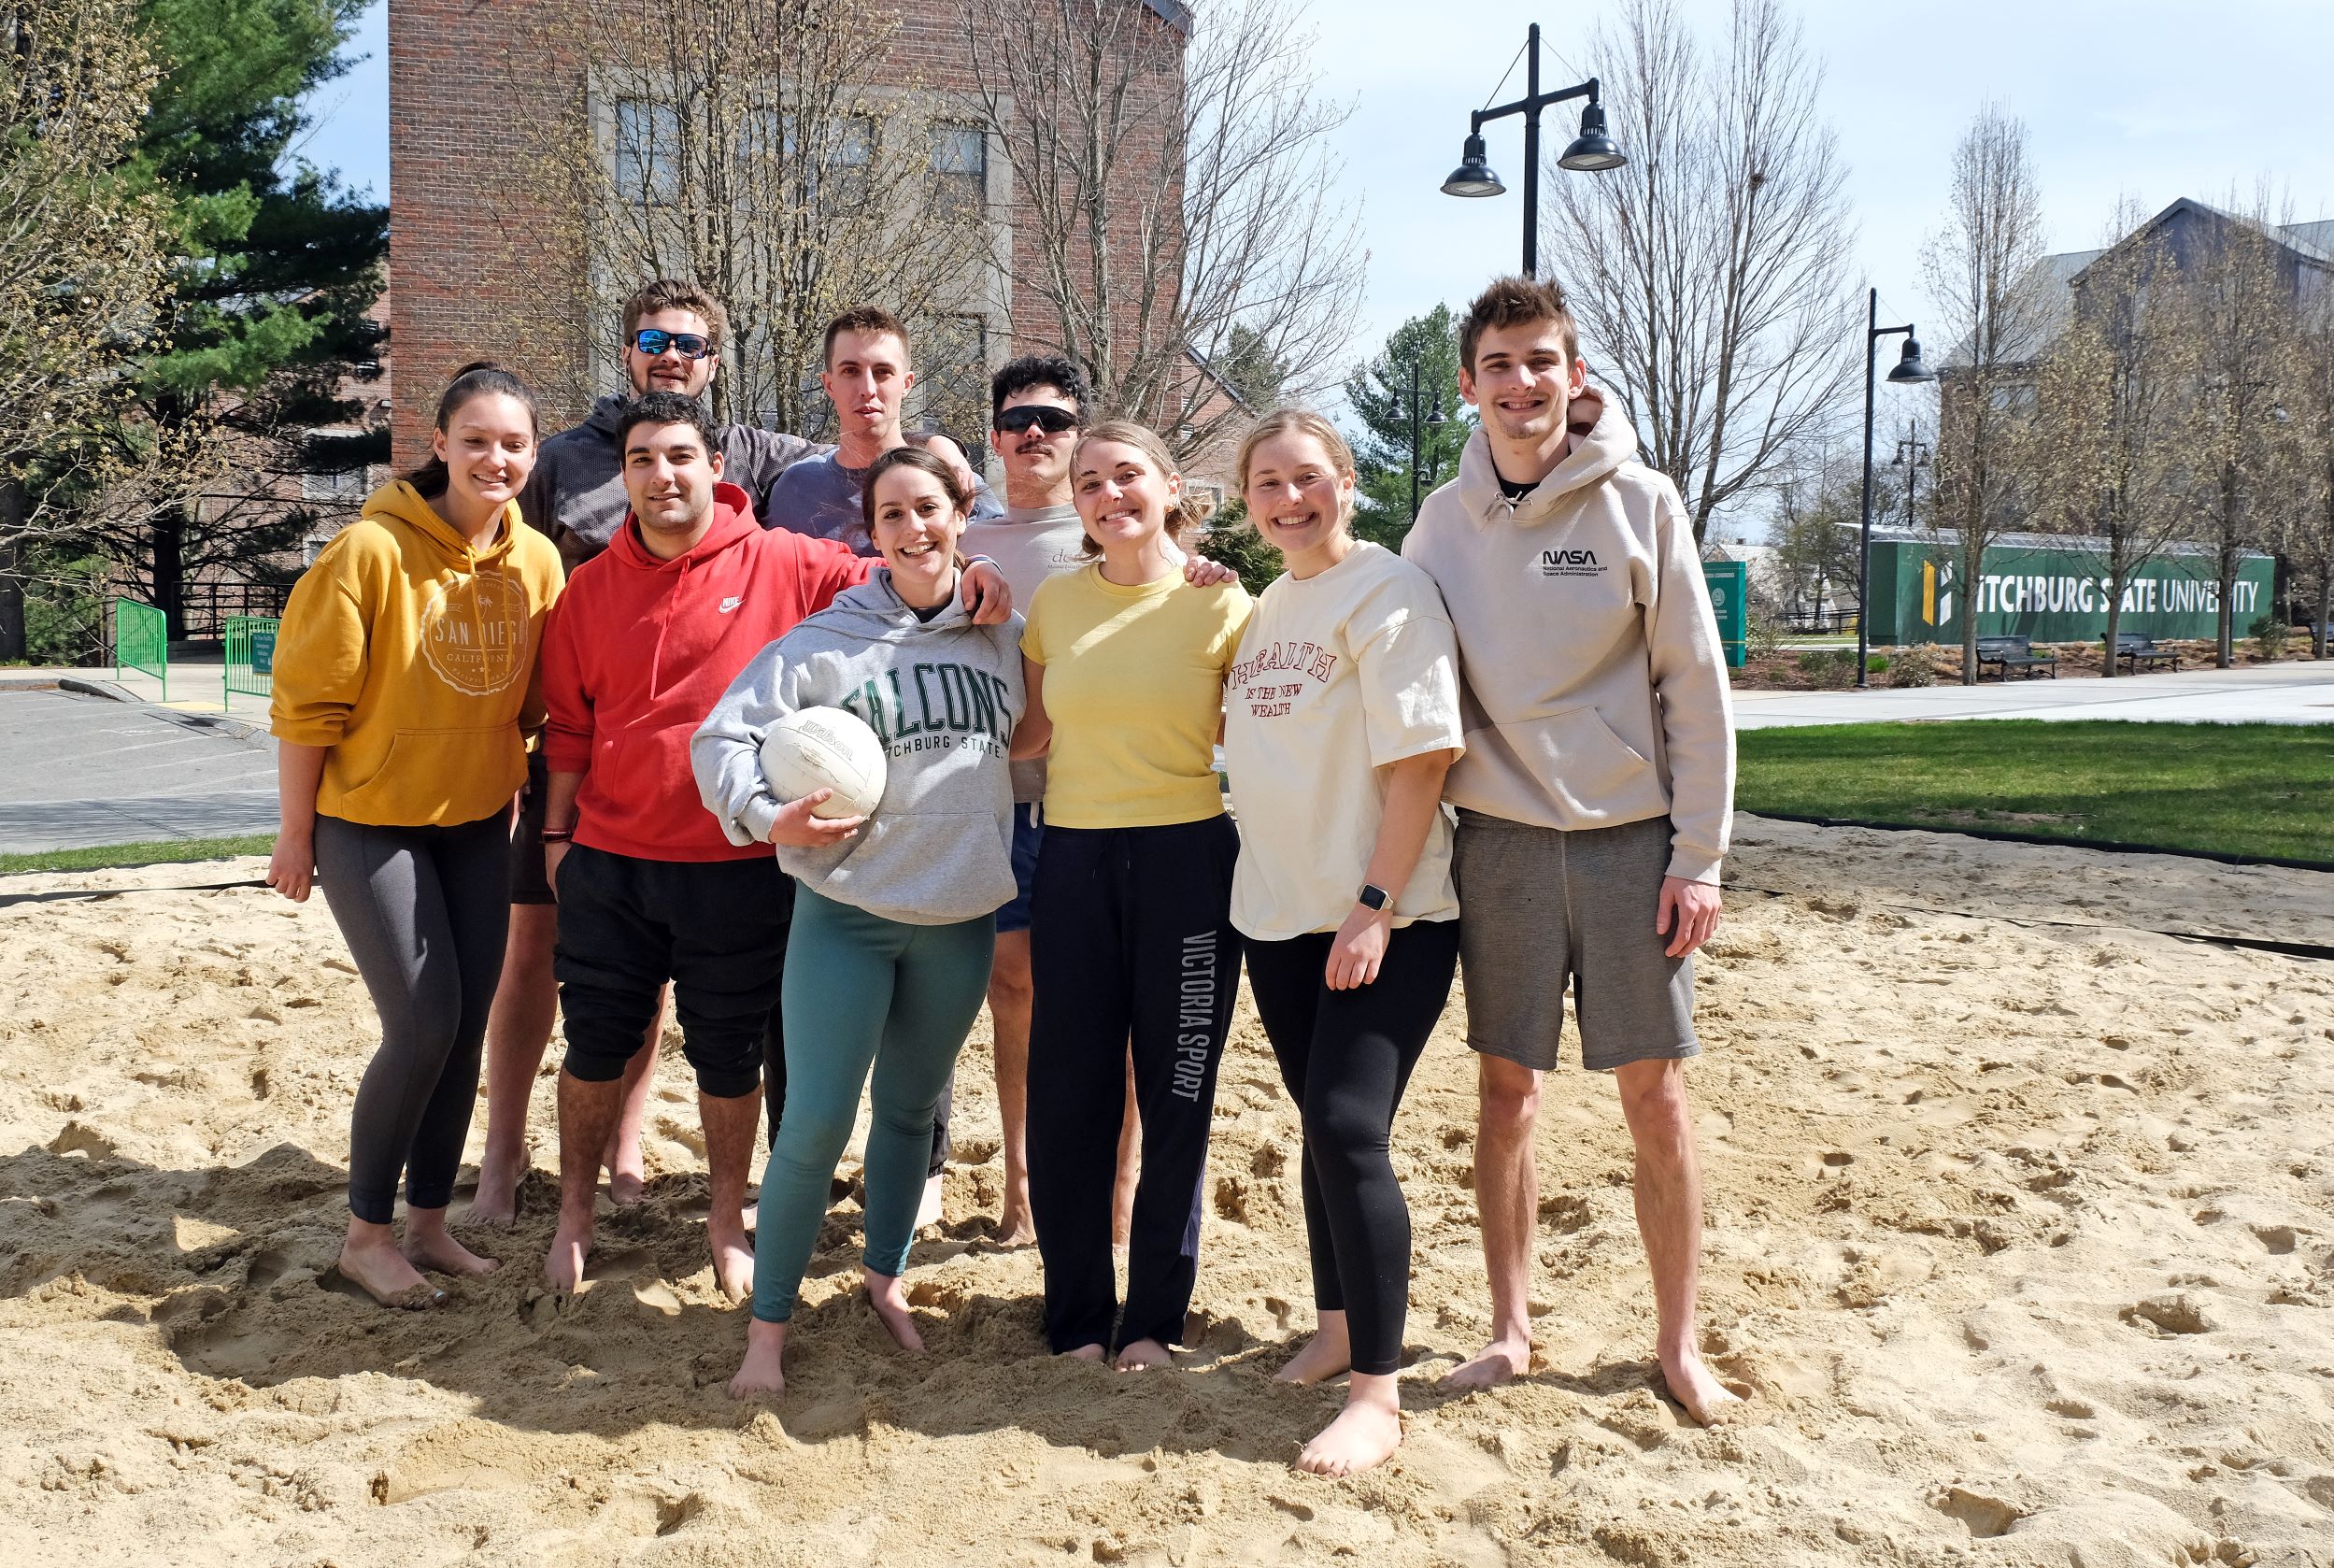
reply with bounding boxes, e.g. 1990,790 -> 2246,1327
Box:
1464,706 -> 1668,824
339,727 -> 518,818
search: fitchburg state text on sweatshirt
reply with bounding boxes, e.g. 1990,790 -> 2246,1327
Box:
1401,388 -> 1736,885
692,572 -> 1028,925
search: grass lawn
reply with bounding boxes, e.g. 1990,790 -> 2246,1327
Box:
0,833 -> 276,877
1736,720 -> 2334,865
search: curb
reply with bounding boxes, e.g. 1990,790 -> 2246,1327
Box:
54,676 -> 272,745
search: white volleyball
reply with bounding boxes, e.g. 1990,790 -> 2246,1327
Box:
759,706 -> 886,820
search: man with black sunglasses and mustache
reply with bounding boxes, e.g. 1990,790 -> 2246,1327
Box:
471,278 -> 983,1225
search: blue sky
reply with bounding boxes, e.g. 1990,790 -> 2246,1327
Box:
301,0 -> 2334,395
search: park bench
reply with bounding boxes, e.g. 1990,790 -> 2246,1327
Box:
2109,633 -> 2180,673
1973,634 -> 2057,680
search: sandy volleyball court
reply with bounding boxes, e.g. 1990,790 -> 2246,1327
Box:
3,818 -> 2330,1566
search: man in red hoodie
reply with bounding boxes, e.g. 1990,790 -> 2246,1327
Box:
535,392 -> 1011,1295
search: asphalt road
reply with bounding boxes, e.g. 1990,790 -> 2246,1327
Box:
0,688 -> 278,853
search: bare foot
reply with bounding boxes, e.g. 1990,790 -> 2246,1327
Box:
1060,1343 -> 1107,1362
915,1173 -> 945,1231
543,1215 -> 593,1293
337,1233 -> 445,1309
707,1211 -> 755,1302
864,1267 -> 926,1353
604,1133 -> 646,1206
993,1201 -> 1036,1248
1444,1334 -> 1532,1389
402,1227 -> 499,1278
1661,1347 -> 1746,1426
1297,1397 -> 1403,1477
1115,1337 -> 1172,1372
1274,1332 -> 1353,1387
465,1155 -> 524,1227
728,1317 -> 788,1400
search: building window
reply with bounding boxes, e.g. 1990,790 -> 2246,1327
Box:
617,97 -> 680,206
931,123 -> 986,217
300,467 -> 368,504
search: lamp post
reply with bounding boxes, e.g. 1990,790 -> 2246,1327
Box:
1440,22 -> 1625,276
1891,418 -> 1930,532
1403,359 -> 1447,521
1857,288 -> 1935,688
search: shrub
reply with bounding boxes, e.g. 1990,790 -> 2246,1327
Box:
1796,647 -> 1858,689
1744,610 -> 1786,662
1888,650 -> 1936,688
1865,652 -> 1890,674
2250,614 -> 2291,661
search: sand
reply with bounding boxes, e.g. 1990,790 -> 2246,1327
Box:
3,818 -> 2331,1566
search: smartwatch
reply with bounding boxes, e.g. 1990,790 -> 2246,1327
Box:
1356,883 -> 1391,912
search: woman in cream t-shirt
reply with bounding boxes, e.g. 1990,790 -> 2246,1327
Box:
1222,409 -> 1465,1478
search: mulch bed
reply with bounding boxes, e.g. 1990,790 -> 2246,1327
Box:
1729,639 -> 2326,691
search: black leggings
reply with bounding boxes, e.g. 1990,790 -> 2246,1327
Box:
1244,919 -> 1459,1376
1027,816 -> 1241,1354
314,812 -> 511,1225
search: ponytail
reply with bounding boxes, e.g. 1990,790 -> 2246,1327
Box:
404,361 -> 542,497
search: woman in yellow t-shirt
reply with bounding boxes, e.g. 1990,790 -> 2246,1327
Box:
1015,421 -> 1251,1369
265,363 -> 564,1309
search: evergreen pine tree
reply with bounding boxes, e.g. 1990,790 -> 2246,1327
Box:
1343,305 -> 1473,549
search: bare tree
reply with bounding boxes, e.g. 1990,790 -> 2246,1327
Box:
955,0 -> 1364,458
1923,103 -> 2049,685
534,0 -> 990,436
2173,188 -> 2301,668
2288,291 -> 2334,660
1542,0 -> 1858,545
0,0 -> 171,657
2028,204 -> 2194,674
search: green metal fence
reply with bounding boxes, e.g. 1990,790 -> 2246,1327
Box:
113,597 -> 166,701
223,616 -> 279,713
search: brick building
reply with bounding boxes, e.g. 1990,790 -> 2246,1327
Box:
386,0 -> 1201,472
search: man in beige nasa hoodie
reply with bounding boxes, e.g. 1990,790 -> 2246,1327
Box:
1403,275 -> 1739,1424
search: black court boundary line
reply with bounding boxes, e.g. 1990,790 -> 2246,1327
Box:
1741,809 -> 2334,875
1729,884 -> 2334,963
0,877 -> 267,909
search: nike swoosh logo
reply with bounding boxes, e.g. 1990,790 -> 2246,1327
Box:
719,596 -> 744,614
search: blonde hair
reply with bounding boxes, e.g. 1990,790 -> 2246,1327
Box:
1235,408 -> 1358,510
1071,420 -> 1217,557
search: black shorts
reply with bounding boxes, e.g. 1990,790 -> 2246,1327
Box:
510,750 -> 554,905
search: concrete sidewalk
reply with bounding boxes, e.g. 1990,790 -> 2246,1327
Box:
1732,661 -> 2334,729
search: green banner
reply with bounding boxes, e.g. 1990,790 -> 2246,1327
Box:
223,616 -> 280,712
1701,560 -> 1746,667
1864,535 -> 2275,646
113,598 -> 166,701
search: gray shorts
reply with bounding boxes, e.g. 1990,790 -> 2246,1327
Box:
1451,811 -> 1700,1073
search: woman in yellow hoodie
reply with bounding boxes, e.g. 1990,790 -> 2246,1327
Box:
266,362 -> 564,1307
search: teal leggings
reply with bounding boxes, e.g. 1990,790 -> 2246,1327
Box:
750,885 -> 995,1323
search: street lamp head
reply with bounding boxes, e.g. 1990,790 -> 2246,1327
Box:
1442,132 -> 1505,198
1557,100 -> 1626,173
1887,334 -> 1936,385
1427,400 -> 1447,426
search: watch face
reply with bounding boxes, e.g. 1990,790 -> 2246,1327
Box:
1359,884 -> 1389,911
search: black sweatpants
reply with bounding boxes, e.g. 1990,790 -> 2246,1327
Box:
1027,815 -> 1242,1354
1244,919 -> 1459,1376
314,812 -> 511,1226
554,846 -> 789,1100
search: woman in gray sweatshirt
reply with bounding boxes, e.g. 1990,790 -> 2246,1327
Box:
691,447 -> 1028,1400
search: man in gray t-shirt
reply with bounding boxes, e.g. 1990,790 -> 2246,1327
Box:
764,306 -> 1003,551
